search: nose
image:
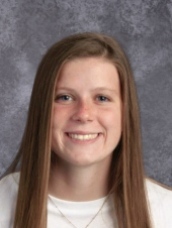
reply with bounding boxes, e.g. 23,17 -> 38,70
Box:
71,100 -> 95,123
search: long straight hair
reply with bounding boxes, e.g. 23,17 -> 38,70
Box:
6,32 -> 151,228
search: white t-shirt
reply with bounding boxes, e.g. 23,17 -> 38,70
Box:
0,172 -> 172,228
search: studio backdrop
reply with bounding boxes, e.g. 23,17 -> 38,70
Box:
0,0 -> 172,186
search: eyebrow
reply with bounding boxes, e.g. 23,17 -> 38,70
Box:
92,87 -> 118,93
56,86 -> 118,93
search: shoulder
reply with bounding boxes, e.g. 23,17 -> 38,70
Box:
0,172 -> 19,188
145,178 -> 172,204
145,178 -> 172,228
0,172 -> 19,200
0,172 -> 19,227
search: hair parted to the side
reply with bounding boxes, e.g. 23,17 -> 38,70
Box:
6,32 -> 152,228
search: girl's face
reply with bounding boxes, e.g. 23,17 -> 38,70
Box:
51,57 -> 122,168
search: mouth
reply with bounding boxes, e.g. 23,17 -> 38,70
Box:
66,133 -> 100,141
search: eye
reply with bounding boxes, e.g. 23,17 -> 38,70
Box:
96,95 -> 110,102
55,94 -> 73,103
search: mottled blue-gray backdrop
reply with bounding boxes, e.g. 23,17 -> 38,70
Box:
0,0 -> 172,186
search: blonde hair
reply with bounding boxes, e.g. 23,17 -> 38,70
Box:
6,32 -> 151,228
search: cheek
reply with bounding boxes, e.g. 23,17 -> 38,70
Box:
106,112 -> 122,148
54,104 -> 73,116
52,106 -> 68,126
103,109 -> 122,130
51,109 -> 63,142
104,112 -> 122,147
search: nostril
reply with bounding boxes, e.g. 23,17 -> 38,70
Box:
71,106 -> 94,122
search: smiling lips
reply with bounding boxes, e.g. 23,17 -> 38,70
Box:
67,133 -> 99,141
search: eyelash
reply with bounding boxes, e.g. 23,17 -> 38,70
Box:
55,94 -> 111,103
55,94 -> 73,101
96,95 -> 110,102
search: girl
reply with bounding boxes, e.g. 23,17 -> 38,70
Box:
0,32 -> 172,228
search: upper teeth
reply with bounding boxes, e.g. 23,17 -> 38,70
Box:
68,133 -> 98,140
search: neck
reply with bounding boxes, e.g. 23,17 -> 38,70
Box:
48,157 -> 112,201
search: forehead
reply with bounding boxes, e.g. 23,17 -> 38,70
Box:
56,57 -> 119,88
